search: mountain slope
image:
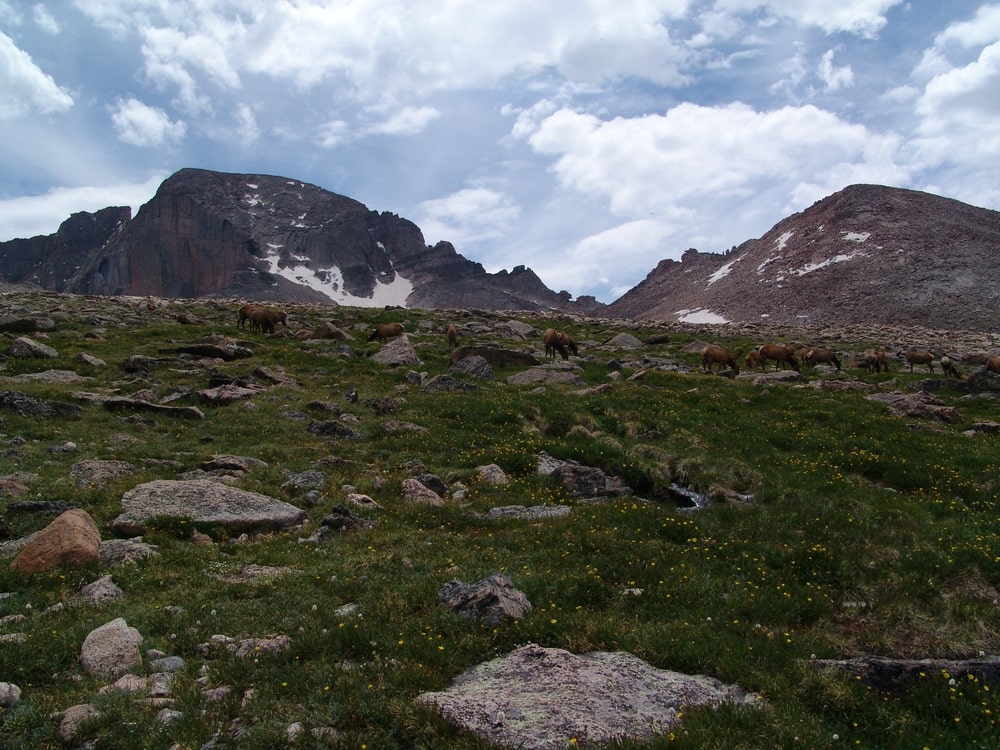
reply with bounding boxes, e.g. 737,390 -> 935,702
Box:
608,184 -> 1000,332
0,168 -> 583,312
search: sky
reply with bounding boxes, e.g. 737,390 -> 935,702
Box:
1,1 -> 999,304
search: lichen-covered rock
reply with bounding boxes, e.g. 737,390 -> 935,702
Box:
9,509 -> 100,573
438,574 -> 532,625
80,618 -> 143,677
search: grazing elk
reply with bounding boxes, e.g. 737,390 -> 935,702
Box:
802,347 -> 841,371
237,304 -> 257,329
862,349 -> 889,373
368,322 -> 404,342
248,308 -> 288,334
986,356 -> 1000,375
701,345 -> 741,375
756,343 -> 800,371
900,350 -> 934,373
541,328 -> 578,359
743,350 -> 765,371
940,356 -> 961,378
446,324 -> 459,348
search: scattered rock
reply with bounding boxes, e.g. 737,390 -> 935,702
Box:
0,317 -> 55,333
867,391 -> 962,423
370,334 -> 420,367
0,682 -> 21,706
111,479 -> 307,536
8,336 -> 58,359
69,459 -> 136,489
449,346 -> 540,368
507,369 -> 586,386
98,538 -> 159,566
80,617 -> 143,677
402,477 -> 445,506
605,332 -> 644,349
420,374 -> 479,392
483,505 -> 571,521
537,453 -> 631,501
56,703 -> 100,744
474,464 -> 508,486
449,354 -> 495,381
67,575 -> 124,607
0,389 -> 82,418
9,508 -> 101,573
438,574 -> 532,625
417,643 -> 761,749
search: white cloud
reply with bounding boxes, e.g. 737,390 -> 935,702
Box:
713,0 -> 903,38
33,4 -> 60,34
234,103 -> 259,145
366,106 -> 440,136
416,186 -> 520,246
110,97 -> 186,147
317,119 -> 349,148
0,31 -> 73,118
0,174 -> 165,240
818,48 -> 853,91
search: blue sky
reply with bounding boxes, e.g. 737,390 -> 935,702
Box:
1,1 -> 998,303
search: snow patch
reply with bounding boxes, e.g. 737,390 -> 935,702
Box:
842,231 -> 870,243
263,251 -> 412,307
676,308 -> 730,324
706,256 -> 741,286
246,183 -> 258,189
793,249 -> 868,276
773,230 -> 794,253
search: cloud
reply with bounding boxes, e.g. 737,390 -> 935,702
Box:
715,0 -> 903,38
110,97 -> 186,147
366,106 -> 440,136
234,103 -> 259,145
818,48 -> 853,91
415,186 -> 520,246
0,31 -> 73,118
33,4 -> 60,34
0,174 -> 166,240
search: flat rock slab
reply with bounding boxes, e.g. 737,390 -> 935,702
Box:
418,643 -> 761,749
111,479 -> 307,536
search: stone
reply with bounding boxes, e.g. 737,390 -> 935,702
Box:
438,574 -> 532,625
67,575 -> 124,607
80,618 -> 143,677
401,478 -> 445,506
506,369 -> 586,386
99,538 -> 159,566
449,354 -> 495,381
417,643 -> 761,749
0,389 -> 82,418
69,459 -> 136,489
10,509 -> 100,573
370,334 -> 420,367
56,703 -> 100,744
111,479 -> 307,536
605,332 -> 644,349
474,464 -> 508,486
420,374 -> 478,392
8,336 -> 58,359
0,682 -> 21,706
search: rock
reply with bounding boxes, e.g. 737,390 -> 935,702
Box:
0,389 -> 83,418
503,320 -> 537,338
319,505 -> 373,532
71,391 -> 205,420
303,321 -> 352,340
370,334 -> 420,367
231,635 -> 291,659
99,538 -> 159,566
417,643 -> 761,749
80,618 -> 143,677
605,332 -> 644,349
69,459 -> 136,489
0,316 -> 55,333
9,509 -> 100,573
344,493 -> 381,509
281,470 -> 327,491
449,354 -> 495,381
507,369 -> 586,386
416,474 -> 448,496
401,478 -> 445,506
164,342 -> 253,360
449,346 -> 541,368
8,500 -> 81,515
474,464 -> 508,486
77,352 -> 107,366
810,655 -> 1000,692
56,703 -> 100,744
644,333 -> 671,346
437,574 -> 532,625
198,383 -> 266,404
8,336 -> 58,359
200,454 -> 269,473
111,479 -> 307,536
420,374 -> 479,392
537,454 -> 630,500
483,505 -> 572,521
0,682 -> 21,706
306,420 -> 364,440
867,391 -> 962,423
67,575 -> 124,607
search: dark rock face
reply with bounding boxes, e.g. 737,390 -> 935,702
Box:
608,184 -> 1000,332
0,168 -> 581,312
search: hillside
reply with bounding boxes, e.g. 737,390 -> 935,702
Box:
608,184 -> 1000,332
0,169 -> 599,314
1,291 -> 999,748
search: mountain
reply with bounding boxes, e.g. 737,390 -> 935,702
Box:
608,184 -> 1000,332
0,168 -> 601,313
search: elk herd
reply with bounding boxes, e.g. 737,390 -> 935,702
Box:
233,302 -> 998,380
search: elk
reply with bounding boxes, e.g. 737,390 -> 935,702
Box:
756,343 -> 800,371
248,308 -> 287,334
368,322 -> 404,342
701,345 -> 740,375
541,328 -> 578,359
446,324 -> 459,348
900,350 -> 934,373
802,347 -> 841,371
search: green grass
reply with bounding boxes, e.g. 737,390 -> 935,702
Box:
1,292 -> 998,748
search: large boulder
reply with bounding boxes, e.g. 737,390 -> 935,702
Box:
438,574 -> 532,625
370,334 -> 420,367
8,336 -> 58,359
418,643 -> 761,749
79,618 -> 143,677
9,509 -> 100,573
111,479 -> 307,536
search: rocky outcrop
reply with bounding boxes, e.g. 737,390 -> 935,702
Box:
0,168 -> 587,312
608,184 -> 1000,332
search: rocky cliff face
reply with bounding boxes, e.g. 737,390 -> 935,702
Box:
0,169 -> 578,311
0,207 -> 131,291
608,185 -> 1000,332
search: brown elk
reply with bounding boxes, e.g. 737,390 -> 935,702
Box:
900,350 -> 934,373
446,324 -> 459,348
986,356 -> 1000,374
743,350 -> 765,370
701,345 -> 740,375
757,344 -> 799,371
862,349 -> 889,373
368,322 -> 404,342
542,328 -> 578,359
940,356 -> 961,378
802,347 -> 841,371
248,308 -> 287,334
237,304 -> 257,329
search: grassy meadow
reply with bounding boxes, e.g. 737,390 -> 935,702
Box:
0,292 -> 998,749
